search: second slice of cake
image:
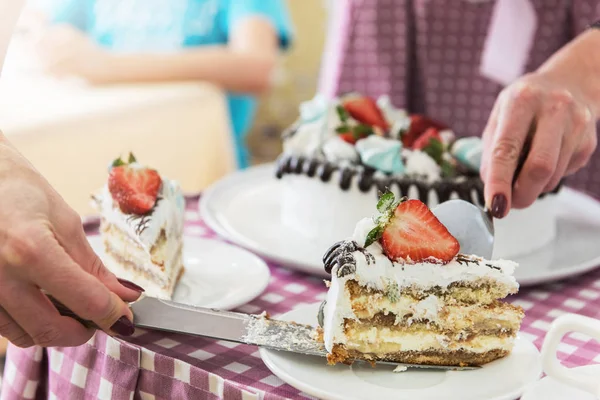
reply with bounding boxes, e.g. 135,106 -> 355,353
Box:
319,193 -> 524,367
94,154 -> 185,299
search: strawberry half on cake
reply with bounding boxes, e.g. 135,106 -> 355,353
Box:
93,154 -> 185,299
319,193 -> 524,367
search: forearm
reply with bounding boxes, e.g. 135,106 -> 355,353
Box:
101,46 -> 277,94
537,29 -> 600,117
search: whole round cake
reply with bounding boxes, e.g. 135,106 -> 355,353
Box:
275,93 -> 560,259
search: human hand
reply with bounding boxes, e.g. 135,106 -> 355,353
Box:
35,24 -> 112,83
0,135 -> 143,347
481,72 -> 597,217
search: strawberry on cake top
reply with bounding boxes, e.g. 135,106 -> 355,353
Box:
93,154 -> 185,299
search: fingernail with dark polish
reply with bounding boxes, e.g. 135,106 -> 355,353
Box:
491,194 -> 508,219
110,316 -> 135,336
117,278 -> 145,293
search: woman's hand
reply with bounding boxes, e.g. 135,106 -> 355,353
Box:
0,136 -> 143,347
481,72 -> 597,217
35,24 -> 112,83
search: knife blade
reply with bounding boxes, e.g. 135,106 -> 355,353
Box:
49,295 -> 478,371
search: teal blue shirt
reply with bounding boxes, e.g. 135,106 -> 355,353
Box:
39,0 -> 293,168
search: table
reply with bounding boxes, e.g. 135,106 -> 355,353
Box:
2,196 -> 600,400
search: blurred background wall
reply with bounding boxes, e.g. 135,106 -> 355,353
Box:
247,0 -> 327,165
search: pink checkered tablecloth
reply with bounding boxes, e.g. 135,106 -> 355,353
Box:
2,195 -> 600,400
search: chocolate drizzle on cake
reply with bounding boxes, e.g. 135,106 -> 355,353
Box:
317,300 -> 326,327
455,254 -> 480,266
485,263 -> 502,271
276,154 -> 561,206
323,240 -> 375,277
447,257 -> 506,272
339,168 -> 355,190
126,214 -> 152,236
124,196 -> 162,236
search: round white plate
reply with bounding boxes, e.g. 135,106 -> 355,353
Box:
521,365 -> 600,400
200,164 -> 600,286
259,303 -> 541,400
88,235 -> 270,310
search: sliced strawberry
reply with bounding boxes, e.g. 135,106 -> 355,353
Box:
412,127 -> 442,150
108,165 -> 162,214
381,199 -> 459,263
342,96 -> 389,131
339,131 -> 372,145
337,123 -> 374,144
402,115 -> 447,148
338,132 -> 358,144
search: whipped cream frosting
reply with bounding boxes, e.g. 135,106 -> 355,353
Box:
322,217 -> 520,352
95,166 -> 185,251
404,149 -> 442,183
323,136 -> 359,163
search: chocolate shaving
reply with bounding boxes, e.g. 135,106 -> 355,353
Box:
323,240 -> 374,277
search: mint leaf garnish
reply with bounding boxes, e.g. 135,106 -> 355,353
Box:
335,125 -> 349,133
128,152 -> 137,163
336,105 -> 350,123
365,193 -> 408,248
385,281 -> 400,303
111,157 -> 125,168
377,192 -> 395,213
365,224 -> 384,247
440,159 -> 456,178
422,138 -> 444,164
353,124 -> 373,137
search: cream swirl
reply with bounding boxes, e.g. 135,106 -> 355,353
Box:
404,149 -> 442,182
322,136 -> 360,163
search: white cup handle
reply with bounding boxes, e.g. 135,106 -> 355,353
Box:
541,313 -> 600,397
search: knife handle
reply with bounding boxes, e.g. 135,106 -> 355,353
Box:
48,295 -> 101,330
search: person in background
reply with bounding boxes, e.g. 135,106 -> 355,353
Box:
321,0 -> 600,218
30,0 -> 294,169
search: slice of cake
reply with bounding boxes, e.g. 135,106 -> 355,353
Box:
318,193 -> 524,367
276,93 -> 561,259
93,153 -> 185,299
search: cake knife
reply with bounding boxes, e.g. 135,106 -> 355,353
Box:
49,295 -> 478,371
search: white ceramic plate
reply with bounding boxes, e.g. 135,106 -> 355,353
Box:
259,303 -> 541,400
200,164 -> 600,286
521,365 -> 600,400
88,235 -> 270,310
